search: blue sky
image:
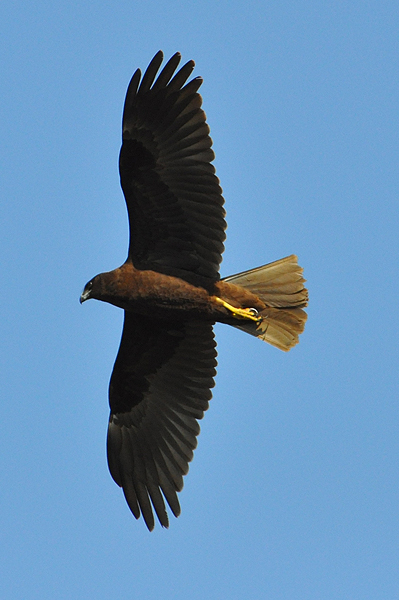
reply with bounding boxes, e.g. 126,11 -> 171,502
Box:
1,1 -> 399,598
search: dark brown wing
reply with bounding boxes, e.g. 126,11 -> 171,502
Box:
107,312 -> 217,531
119,51 -> 226,286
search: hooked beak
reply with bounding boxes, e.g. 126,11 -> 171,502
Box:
80,289 -> 91,304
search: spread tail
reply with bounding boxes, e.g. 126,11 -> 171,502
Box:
222,255 -> 308,351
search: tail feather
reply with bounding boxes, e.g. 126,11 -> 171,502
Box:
222,255 -> 307,308
223,255 -> 308,351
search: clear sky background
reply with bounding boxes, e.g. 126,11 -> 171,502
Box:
1,1 -> 398,599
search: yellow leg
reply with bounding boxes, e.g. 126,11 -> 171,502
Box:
213,297 -> 261,322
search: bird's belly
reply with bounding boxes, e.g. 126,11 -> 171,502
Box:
124,291 -> 217,320
117,269 -> 218,320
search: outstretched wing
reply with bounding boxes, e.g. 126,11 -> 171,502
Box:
119,51 -> 226,285
107,312 -> 217,531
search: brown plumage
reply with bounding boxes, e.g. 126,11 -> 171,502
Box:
80,51 -> 308,531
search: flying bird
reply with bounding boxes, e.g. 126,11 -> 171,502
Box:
80,51 -> 308,531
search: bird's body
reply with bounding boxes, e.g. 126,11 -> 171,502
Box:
81,51 -> 308,531
82,261 -> 266,321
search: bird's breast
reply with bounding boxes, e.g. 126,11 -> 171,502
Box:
103,263 -> 219,320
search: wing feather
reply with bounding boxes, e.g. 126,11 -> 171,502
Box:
119,51 -> 226,285
137,51 -> 165,94
107,313 -> 217,530
151,53 -> 182,92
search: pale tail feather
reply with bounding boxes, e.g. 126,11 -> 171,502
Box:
222,255 -> 308,351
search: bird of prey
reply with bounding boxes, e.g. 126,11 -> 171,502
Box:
80,51 -> 308,531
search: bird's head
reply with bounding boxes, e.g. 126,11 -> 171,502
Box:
80,275 -> 103,304
80,269 -> 128,307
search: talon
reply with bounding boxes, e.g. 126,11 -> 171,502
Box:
214,297 -> 261,322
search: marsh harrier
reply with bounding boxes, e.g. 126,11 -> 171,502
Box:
81,51 -> 308,530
